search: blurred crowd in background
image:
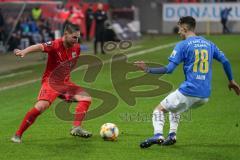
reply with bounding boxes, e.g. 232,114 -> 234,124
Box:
0,1 -> 128,54
0,0 -> 238,54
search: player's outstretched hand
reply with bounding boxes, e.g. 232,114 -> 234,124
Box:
14,49 -> 26,58
134,61 -> 147,71
228,80 -> 240,95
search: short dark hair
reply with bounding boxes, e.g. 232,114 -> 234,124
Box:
178,16 -> 196,31
64,23 -> 80,33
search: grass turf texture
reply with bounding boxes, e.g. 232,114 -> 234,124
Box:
0,35 -> 239,160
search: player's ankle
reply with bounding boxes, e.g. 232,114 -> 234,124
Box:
154,133 -> 163,137
15,132 -> 22,138
169,132 -> 176,135
168,132 -> 176,138
72,125 -> 80,128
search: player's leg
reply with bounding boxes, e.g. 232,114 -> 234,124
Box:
162,91 -> 208,146
140,105 -> 167,148
169,112 -> 180,134
70,91 -> 92,138
161,90 -> 185,146
11,100 -> 50,143
153,105 -> 166,136
72,91 -> 92,127
162,112 -> 180,146
11,83 -> 58,143
140,89 -> 184,148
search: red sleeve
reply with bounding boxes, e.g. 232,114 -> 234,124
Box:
42,41 -> 54,53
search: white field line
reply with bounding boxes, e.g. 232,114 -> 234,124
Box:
0,70 -> 33,80
127,42 -> 175,58
82,45 -> 142,54
126,45 -> 142,51
0,42 -> 176,92
0,79 -> 40,91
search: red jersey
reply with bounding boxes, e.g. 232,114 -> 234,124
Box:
41,38 -> 81,84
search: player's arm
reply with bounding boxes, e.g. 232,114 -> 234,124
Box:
134,61 -> 177,74
134,43 -> 183,74
14,44 -> 44,58
213,45 -> 240,95
221,61 -> 240,95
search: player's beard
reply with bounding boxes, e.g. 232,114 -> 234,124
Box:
70,38 -> 78,45
66,39 -> 76,47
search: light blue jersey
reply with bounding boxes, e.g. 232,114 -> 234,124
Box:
168,36 -> 228,98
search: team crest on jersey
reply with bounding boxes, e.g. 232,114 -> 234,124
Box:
170,50 -> 177,57
45,41 -> 52,46
72,52 -> 77,58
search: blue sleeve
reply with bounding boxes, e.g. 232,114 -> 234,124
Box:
222,60 -> 233,81
146,62 -> 178,74
168,42 -> 184,65
213,45 -> 228,63
213,45 -> 233,80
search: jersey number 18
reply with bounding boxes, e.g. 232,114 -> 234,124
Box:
193,49 -> 209,74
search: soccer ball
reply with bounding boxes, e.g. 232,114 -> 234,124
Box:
100,123 -> 119,141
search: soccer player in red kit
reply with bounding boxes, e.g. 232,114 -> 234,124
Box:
11,24 -> 92,143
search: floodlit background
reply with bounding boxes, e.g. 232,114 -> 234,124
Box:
0,0 -> 239,160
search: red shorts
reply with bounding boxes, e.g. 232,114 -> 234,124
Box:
37,81 -> 84,103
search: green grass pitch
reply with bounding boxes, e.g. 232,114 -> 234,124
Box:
0,35 -> 239,160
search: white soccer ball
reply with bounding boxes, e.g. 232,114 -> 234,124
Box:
100,123 -> 119,141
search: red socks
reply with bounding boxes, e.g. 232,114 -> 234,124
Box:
16,107 -> 41,137
73,101 -> 91,127
15,100 -> 91,137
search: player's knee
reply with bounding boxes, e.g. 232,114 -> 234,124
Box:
84,96 -> 92,102
76,95 -> 92,102
34,100 -> 50,112
155,104 -> 167,113
74,92 -> 92,102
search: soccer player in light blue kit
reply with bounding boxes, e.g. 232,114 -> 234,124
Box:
135,16 -> 240,148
